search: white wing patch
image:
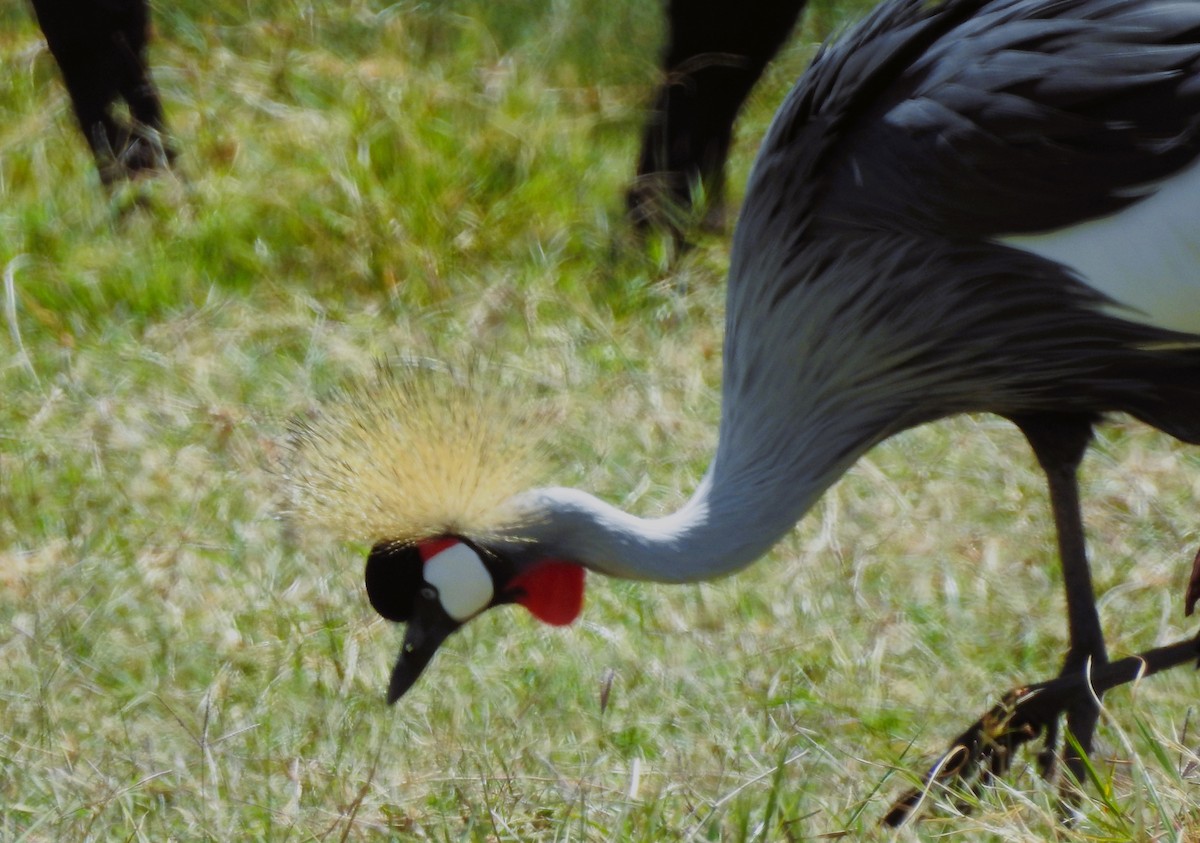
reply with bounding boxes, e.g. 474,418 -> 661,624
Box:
999,159 -> 1200,335
424,543 -> 494,621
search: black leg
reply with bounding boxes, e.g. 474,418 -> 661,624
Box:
884,412 -> 1127,825
110,2 -> 175,173
1013,412 -> 1107,784
628,0 -> 806,235
29,0 -> 172,184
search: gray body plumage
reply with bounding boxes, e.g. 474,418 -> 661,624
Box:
506,0 -> 1200,581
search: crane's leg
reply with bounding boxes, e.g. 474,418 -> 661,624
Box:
1013,412 -> 1108,784
883,412 -> 1120,825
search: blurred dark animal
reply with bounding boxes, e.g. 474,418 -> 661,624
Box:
26,0 -> 796,211
28,0 -> 174,185
629,0 -> 806,233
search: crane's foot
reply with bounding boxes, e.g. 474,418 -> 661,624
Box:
884,634 -> 1200,826
883,683 -> 1052,826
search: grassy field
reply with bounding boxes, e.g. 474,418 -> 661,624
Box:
3,0 -> 1200,839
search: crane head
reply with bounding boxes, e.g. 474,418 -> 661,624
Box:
283,359 -> 579,701
365,534 -> 585,702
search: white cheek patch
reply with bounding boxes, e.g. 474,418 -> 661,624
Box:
423,543 -> 494,621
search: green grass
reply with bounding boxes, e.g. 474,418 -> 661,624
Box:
4,0 -> 1200,839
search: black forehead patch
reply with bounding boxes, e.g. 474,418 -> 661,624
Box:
364,541 -> 425,622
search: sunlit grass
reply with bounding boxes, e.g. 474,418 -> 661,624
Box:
4,0 -> 1200,839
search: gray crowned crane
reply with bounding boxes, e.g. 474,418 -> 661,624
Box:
287,0 -> 1200,823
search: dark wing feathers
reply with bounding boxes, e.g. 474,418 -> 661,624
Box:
749,0 -> 1200,240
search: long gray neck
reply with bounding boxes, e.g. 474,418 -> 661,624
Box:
499,483 -> 786,583
498,237 -> 932,582
501,413 -> 876,583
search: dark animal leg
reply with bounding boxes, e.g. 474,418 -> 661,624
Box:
39,43 -> 125,180
628,0 -> 805,236
29,0 -> 172,185
109,3 -> 174,174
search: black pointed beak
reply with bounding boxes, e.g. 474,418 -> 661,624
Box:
386,589 -> 461,704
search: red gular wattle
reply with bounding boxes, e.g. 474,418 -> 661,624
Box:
509,561 -> 585,626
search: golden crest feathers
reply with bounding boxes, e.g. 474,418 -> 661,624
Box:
283,359 -> 549,547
